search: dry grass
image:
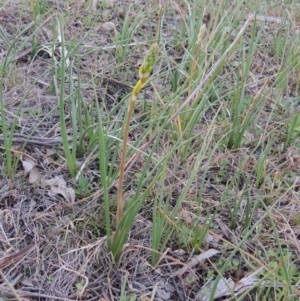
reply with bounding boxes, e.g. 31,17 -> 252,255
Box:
1,0 -> 300,300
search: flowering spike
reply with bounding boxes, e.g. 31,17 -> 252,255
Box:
139,43 -> 159,80
117,43 -> 159,226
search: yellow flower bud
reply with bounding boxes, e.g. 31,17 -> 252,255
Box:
139,43 -> 159,79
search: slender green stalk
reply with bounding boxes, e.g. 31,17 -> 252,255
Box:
116,43 -> 159,224
255,137 -> 273,188
0,61 -> 12,177
57,16 -> 77,178
96,94 -> 111,247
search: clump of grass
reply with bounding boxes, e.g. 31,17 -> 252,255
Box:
31,0 -> 49,54
105,43 -> 159,262
2,1 -> 300,300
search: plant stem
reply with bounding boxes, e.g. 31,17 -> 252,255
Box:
116,43 -> 159,225
116,79 -> 143,224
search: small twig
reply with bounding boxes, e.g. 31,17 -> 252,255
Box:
0,244 -> 36,269
0,134 -> 73,146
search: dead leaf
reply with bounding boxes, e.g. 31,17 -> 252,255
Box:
42,26 -> 53,41
21,156 -> 41,184
42,176 -> 75,203
28,167 -> 41,184
215,218 -> 232,239
101,22 -> 115,32
20,277 -> 34,287
197,268 -> 265,300
21,156 -> 36,174
172,249 -> 220,277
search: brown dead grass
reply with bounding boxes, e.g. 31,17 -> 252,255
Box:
1,0 -> 300,300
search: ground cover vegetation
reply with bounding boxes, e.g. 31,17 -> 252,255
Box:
0,0 -> 300,300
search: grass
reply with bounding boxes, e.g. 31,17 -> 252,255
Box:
0,0 -> 300,300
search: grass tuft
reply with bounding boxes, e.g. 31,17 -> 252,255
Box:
1,0 -> 300,300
